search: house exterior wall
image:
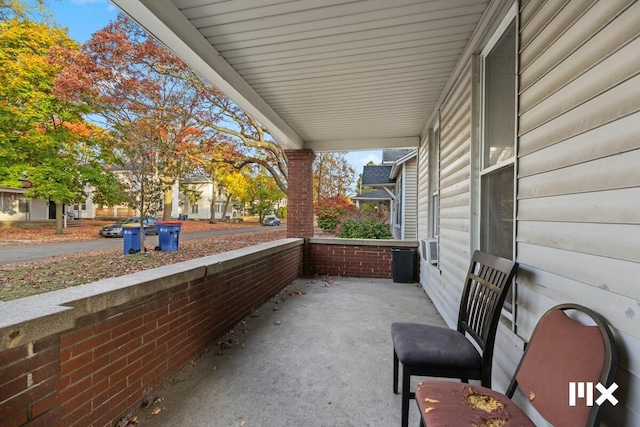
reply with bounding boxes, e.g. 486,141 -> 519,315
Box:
181,181 -> 233,221
0,191 -> 48,222
417,0 -> 640,424
402,159 -> 418,240
417,135 -> 430,251
393,176 -> 402,239
30,200 -> 48,221
392,158 -> 418,240
419,59 -> 474,328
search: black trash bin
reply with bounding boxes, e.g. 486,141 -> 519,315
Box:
392,247 -> 415,283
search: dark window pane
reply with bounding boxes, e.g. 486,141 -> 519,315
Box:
483,21 -> 516,168
480,164 -> 514,259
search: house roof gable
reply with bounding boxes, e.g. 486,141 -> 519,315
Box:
361,165 -> 394,186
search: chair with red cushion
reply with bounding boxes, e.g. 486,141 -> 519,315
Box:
391,250 -> 518,427
416,304 -> 618,427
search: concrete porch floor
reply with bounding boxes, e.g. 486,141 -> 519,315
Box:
133,277 -> 447,427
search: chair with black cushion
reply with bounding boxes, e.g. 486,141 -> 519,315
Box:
416,303 -> 618,427
391,250 -> 518,427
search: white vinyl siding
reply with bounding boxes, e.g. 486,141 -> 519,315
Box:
425,59 -> 473,328
416,1 -> 639,424
515,0 -> 640,424
417,135 -> 430,243
403,158 -> 418,240
418,131 -> 438,293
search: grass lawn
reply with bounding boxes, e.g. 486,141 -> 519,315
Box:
0,222 -> 286,301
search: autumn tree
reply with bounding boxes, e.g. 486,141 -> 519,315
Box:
54,15 -> 213,220
220,168 -> 251,219
198,92 -> 289,194
0,0 -> 48,20
246,169 -> 285,223
314,195 -> 358,233
0,14 -> 125,233
56,15 -> 292,224
313,152 -> 357,201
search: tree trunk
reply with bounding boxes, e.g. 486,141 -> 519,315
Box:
209,179 -> 217,224
163,188 -> 172,221
55,203 -> 63,235
223,195 -> 232,220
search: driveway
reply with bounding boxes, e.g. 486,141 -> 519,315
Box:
0,226 -> 280,265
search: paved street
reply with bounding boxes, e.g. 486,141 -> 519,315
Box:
0,226 -> 281,265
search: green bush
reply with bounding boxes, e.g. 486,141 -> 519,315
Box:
277,206 -> 287,219
336,213 -> 391,239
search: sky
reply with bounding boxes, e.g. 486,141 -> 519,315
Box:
47,0 -> 382,181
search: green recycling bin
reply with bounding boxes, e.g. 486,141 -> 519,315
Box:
156,221 -> 182,252
122,224 -> 142,254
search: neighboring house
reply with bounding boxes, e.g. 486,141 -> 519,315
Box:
179,174 -> 236,221
2,171 -> 237,222
390,150 -> 417,240
354,149 -> 417,239
0,180 -> 74,222
352,188 -> 391,219
0,185 -> 45,222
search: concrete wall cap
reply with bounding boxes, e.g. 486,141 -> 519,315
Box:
308,237 -> 418,247
0,238 -> 303,351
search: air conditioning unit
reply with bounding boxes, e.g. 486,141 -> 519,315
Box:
421,238 -> 438,265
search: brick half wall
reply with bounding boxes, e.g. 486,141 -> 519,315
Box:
0,239 -> 303,427
307,238 -> 419,279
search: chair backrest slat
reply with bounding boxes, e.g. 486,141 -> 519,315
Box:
456,250 -> 518,386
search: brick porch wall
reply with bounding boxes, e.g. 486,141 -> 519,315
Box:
0,239 -> 303,427
307,238 -> 419,279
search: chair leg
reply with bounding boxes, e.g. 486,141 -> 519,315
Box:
393,349 -> 399,394
401,366 -> 411,427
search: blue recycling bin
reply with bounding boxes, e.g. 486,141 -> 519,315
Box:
122,224 -> 142,254
156,221 -> 182,252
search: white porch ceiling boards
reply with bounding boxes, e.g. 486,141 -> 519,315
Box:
113,0 -> 489,151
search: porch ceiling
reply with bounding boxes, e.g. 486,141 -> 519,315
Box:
112,0 -> 490,151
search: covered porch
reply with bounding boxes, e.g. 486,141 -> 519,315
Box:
1,0 -> 637,425
133,276 -> 443,426
102,2 -> 640,424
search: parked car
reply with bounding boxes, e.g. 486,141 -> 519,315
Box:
262,216 -> 281,226
98,217 -> 159,237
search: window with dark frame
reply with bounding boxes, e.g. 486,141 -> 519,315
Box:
429,124 -> 440,240
480,9 -> 516,314
18,196 -> 29,213
396,176 -> 403,228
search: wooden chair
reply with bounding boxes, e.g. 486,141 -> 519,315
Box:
391,250 -> 518,427
416,304 -> 618,427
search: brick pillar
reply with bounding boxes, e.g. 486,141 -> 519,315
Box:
284,149 -> 315,239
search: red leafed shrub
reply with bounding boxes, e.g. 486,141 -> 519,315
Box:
314,195 -> 357,233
